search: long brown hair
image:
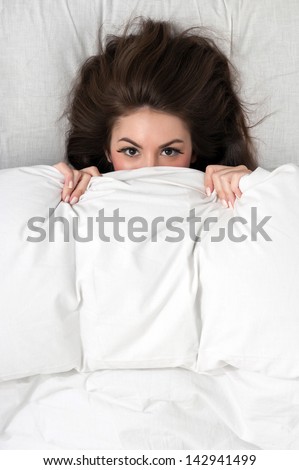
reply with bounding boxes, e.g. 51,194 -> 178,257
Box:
63,17 -> 264,173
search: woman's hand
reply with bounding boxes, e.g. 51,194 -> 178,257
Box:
204,164 -> 252,209
53,162 -> 102,204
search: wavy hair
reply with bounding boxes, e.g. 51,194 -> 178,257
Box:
63,17 -> 264,173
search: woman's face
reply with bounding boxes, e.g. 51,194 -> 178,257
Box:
108,107 -> 195,170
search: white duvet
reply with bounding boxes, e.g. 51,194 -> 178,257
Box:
0,164 -> 299,449
0,367 -> 299,449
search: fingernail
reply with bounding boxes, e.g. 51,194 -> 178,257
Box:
205,187 -> 211,197
221,199 -> 228,208
68,180 -> 73,189
228,201 -> 234,209
236,194 -> 240,200
64,195 -> 70,203
70,196 -> 78,205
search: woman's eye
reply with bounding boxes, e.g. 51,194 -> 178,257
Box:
117,147 -> 139,157
161,147 -> 183,157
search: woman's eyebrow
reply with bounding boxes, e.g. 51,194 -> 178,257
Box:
118,138 -> 184,148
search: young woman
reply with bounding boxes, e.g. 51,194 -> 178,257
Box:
54,18 -> 260,209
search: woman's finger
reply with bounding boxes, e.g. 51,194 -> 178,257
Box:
210,170 -> 236,208
79,166 -> 102,177
61,169 -> 82,202
204,165 -> 251,205
68,172 -> 92,205
53,162 -> 102,203
230,172 -> 245,200
66,166 -> 102,204
64,166 -> 102,204
53,162 -> 75,190
204,165 -> 233,195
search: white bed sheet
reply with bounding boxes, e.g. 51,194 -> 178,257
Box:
0,367 -> 298,450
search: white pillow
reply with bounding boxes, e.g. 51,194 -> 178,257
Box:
73,166 -> 217,371
0,165 -> 81,381
196,164 -> 299,379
